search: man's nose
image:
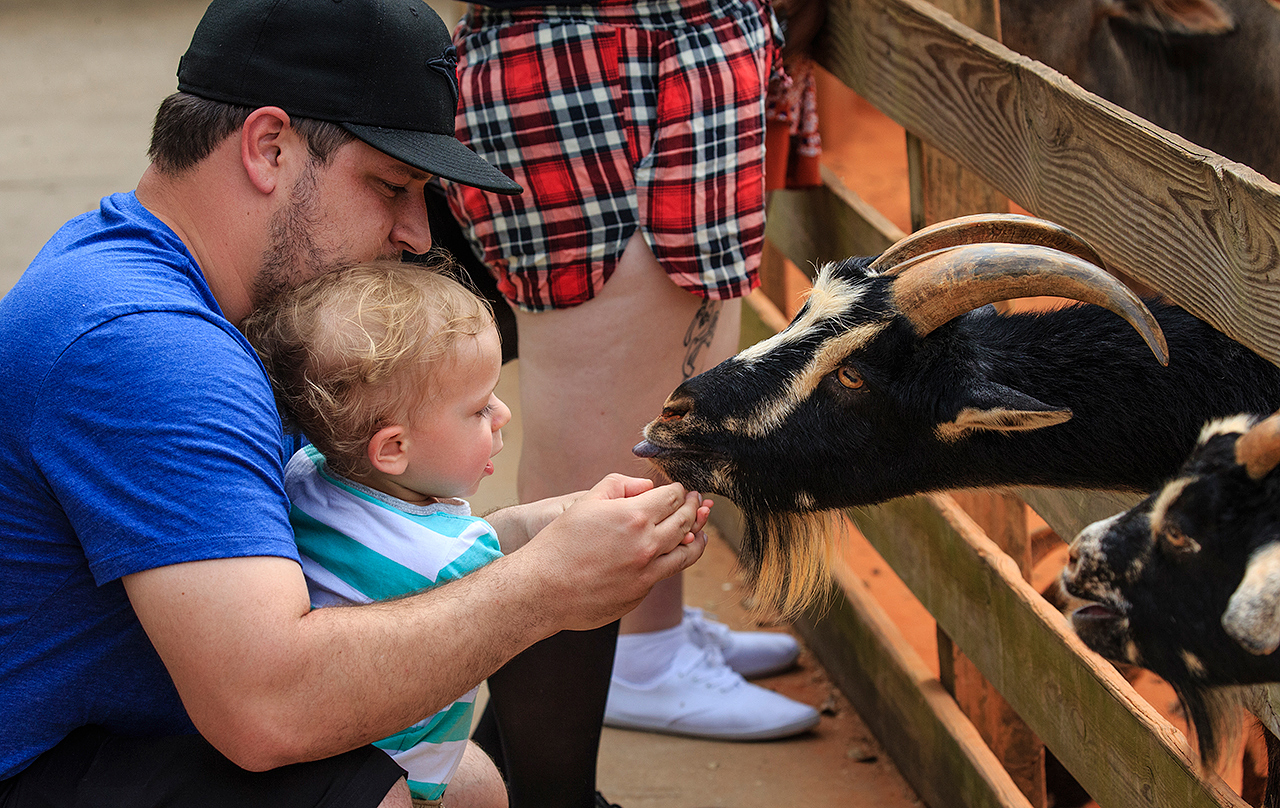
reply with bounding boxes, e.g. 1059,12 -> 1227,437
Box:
393,190 -> 432,255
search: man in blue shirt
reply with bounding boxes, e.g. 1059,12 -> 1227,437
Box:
0,2 -> 709,806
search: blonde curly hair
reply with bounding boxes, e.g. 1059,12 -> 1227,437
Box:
243,256 -> 495,479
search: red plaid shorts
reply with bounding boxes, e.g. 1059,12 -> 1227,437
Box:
446,0 -> 779,312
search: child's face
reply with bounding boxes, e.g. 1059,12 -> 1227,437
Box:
396,325 -> 510,502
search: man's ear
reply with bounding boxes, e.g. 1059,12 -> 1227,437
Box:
241,106 -> 293,195
368,424 -> 410,476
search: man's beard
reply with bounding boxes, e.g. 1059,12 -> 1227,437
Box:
252,163 -> 329,311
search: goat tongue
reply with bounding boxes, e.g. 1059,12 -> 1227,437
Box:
1072,603 -> 1119,620
633,440 -> 662,458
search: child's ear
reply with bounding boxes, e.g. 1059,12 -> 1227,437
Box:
367,424 -> 409,476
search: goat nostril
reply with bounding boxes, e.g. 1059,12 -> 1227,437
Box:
657,400 -> 692,423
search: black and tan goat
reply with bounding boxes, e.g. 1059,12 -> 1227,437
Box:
636,214 -> 1280,616
1063,411 -> 1280,788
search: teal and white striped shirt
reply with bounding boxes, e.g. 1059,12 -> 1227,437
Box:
285,445 -> 503,802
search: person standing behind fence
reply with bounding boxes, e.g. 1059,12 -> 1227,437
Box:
446,3 -> 821,806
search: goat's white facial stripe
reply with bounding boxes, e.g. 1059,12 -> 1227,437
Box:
1198,415 -> 1256,444
737,271 -> 866,363
744,323 -> 888,439
733,269 -> 885,439
1223,541 -> 1280,655
1149,476 -> 1194,539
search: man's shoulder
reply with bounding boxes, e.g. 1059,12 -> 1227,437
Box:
5,192 -> 217,337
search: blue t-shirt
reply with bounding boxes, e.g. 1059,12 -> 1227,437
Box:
0,192 -> 298,780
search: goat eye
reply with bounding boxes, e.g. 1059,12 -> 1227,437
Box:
1160,528 -> 1201,556
837,366 -> 864,390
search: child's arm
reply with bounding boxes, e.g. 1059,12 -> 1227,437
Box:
483,492 -> 584,553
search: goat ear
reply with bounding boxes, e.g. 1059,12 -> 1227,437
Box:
1223,541 -> 1280,655
936,382 -> 1072,441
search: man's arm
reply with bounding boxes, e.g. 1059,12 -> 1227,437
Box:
124,474 -> 706,771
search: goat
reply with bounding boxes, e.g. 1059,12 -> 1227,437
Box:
1063,411 -> 1280,795
636,214 -> 1280,617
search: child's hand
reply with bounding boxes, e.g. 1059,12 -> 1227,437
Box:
688,497 -> 714,545
486,477 -> 710,552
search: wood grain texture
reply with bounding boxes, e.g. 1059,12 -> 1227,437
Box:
765,165 -> 905,269
848,494 -> 1249,808
817,0 -> 1280,367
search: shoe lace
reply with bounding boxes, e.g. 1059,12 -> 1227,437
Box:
676,642 -> 745,694
683,606 -> 732,652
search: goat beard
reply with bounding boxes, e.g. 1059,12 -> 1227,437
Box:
736,505 -> 841,620
1172,681 -> 1246,771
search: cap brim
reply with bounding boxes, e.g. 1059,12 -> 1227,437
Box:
344,124 -> 523,195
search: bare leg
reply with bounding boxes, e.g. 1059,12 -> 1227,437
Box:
441,742 -> 508,808
377,778 -> 412,808
477,233 -> 738,803
512,232 -> 816,745
514,232 -> 742,635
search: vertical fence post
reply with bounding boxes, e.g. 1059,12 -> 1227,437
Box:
904,1 -> 1048,804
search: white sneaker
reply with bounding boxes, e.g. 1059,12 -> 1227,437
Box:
604,642 -> 820,741
683,606 -> 801,679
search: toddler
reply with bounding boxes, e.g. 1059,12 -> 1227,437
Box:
244,258 -> 513,807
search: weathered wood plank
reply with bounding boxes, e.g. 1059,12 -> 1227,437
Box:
709,496 -> 1033,808
817,0 -> 1280,367
941,491 -> 1044,808
765,164 -> 904,272
1014,488 -> 1142,541
847,494 -> 1248,808
805,558 -> 1036,808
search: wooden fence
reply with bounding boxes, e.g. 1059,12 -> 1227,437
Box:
727,0 -> 1280,805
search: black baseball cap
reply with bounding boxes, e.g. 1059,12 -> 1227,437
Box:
176,0 -> 522,195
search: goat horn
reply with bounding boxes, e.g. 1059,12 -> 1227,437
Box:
1236,411 -> 1280,480
889,242 -> 1170,367
869,213 -> 1107,273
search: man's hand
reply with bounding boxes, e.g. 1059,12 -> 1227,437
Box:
514,473 -> 710,632
120,473 -> 707,771
486,476 -> 712,555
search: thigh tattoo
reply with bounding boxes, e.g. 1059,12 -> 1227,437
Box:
682,299 -> 722,380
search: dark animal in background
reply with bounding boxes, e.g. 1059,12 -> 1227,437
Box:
636,214 -> 1280,617
1001,0 -> 1280,182
1063,412 -> 1280,798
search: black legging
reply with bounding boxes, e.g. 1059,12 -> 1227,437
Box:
472,622 -> 620,808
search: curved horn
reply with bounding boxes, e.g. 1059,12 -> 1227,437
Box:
869,213 -> 1107,274
1223,541 -> 1280,655
1236,411 -> 1280,480
889,242 -> 1170,366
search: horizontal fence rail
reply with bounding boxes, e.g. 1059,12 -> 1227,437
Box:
750,0 -> 1280,805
